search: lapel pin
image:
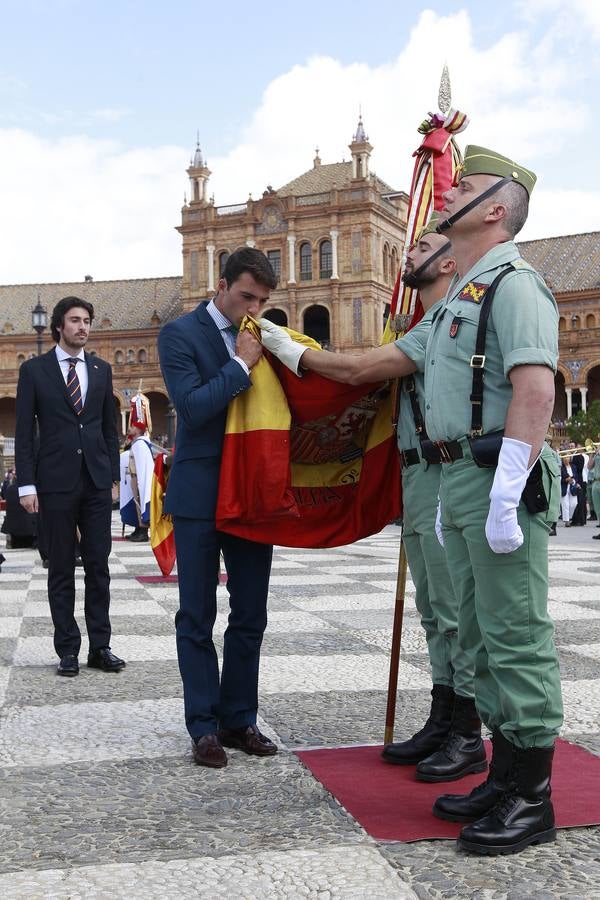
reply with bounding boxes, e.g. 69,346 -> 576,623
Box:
93,364 -> 99,369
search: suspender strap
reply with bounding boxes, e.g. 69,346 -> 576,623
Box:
437,177 -> 512,233
469,264 -> 515,436
404,375 -> 428,438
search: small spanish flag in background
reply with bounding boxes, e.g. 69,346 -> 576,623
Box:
150,452 -> 176,576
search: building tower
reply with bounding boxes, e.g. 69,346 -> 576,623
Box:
349,115 -> 373,180
187,139 -> 212,205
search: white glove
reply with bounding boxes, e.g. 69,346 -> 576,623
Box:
435,499 -> 444,546
258,318 -> 306,376
485,437 -> 533,554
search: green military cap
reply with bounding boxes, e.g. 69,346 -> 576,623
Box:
415,211 -> 442,242
456,145 -> 536,197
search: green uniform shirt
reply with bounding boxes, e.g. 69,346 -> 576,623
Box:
423,242 -> 559,442
591,451 -> 600,482
394,300 -> 444,450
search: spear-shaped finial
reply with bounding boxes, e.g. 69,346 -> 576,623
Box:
438,63 -> 451,114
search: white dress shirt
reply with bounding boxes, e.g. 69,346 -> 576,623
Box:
55,345 -> 89,404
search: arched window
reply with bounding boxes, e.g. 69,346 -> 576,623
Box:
114,350 -> 124,365
127,348 -> 135,364
586,313 -> 596,329
319,240 -> 332,279
138,349 -> 147,364
17,353 -> 26,366
383,243 -> 390,283
300,242 -> 312,281
391,247 -> 399,283
303,304 -> 331,348
571,315 -> 580,330
263,308 -> 288,326
218,251 -> 230,277
558,317 -> 566,333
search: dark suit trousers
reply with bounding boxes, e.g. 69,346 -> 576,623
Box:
39,462 -> 112,657
173,516 -> 273,739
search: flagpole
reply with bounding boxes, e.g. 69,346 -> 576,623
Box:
384,533 -> 408,745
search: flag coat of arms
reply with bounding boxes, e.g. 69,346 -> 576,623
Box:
216,326 -> 401,548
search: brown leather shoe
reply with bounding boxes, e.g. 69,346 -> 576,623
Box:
192,734 -> 228,768
218,724 -> 278,757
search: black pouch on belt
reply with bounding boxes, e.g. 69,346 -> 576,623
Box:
521,460 -> 549,513
467,430 -> 504,468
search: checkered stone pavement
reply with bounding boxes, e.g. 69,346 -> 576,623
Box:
1,514 -> 599,898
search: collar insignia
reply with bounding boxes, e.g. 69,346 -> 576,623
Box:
459,281 -> 488,303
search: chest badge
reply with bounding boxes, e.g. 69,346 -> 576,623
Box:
449,316 -> 461,338
459,281 -> 488,304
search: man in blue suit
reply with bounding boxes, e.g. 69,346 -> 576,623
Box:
158,248 -> 279,768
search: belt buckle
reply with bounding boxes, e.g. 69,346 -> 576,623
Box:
435,440 -> 452,463
470,354 -> 486,368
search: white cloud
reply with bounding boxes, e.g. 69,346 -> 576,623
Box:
0,129 -> 185,282
520,189 -> 600,241
0,8 -> 597,285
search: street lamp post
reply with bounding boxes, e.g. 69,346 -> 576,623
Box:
32,299 -> 48,356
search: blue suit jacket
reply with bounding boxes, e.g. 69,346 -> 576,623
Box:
157,302 -> 251,519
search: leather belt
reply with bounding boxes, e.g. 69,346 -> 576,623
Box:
399,448 -> 420,468
420,439 -> 464,465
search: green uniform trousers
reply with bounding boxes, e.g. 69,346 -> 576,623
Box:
402,460 -> 475,698
591,481 -> 600,519
439,441 -> 563,749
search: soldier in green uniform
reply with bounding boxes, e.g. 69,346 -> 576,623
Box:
259,217 -> 484,783
418,145 -> 563,855
589,443 -> 600,539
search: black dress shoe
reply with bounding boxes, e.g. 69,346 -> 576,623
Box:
57,654 -> 79,677
87,647 -> 126,671
192,734 -> 228,768
218,724 -> 278,756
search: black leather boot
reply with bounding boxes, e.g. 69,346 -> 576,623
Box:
433,729 -> 513,820
381,684 -> 454,765
457,743 -> 556,855
128,527 -> 149,543
416,694 -> 487,782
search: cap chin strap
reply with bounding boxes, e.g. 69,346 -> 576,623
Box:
406,239 -> 452,284
436,176 -> 512,233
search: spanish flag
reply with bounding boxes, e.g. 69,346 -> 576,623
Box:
216,325 -> 401,548
150,452 -> 176,576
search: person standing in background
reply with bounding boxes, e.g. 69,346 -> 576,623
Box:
15,297 -> 125,678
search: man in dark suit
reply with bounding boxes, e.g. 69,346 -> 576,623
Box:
158,248 -> 278,768
15,296 -> 125,677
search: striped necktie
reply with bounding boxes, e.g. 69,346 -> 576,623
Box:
66,357 -> 83,415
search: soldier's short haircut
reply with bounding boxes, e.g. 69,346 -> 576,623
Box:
496,181 -> 529,238
50,296 -> 95,342
222,247 -> 278,290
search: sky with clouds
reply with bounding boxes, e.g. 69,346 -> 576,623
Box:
0,0 -> 598,283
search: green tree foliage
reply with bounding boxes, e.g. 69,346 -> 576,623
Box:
567,399 -> 600,445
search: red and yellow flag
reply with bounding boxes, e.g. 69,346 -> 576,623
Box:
150,452 -> 176,576
216,325 -> 401,548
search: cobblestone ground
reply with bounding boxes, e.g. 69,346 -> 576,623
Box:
1,515 -> 599,899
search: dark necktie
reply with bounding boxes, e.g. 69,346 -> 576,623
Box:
66,357 -> 83,415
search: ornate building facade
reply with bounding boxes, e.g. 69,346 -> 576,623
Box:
0,123 -> 598,467
179,117 -> 408,350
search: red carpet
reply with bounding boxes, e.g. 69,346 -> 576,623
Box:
135,573 -> 228,585
136,575 -> 178,584
295,739 -> 600,842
